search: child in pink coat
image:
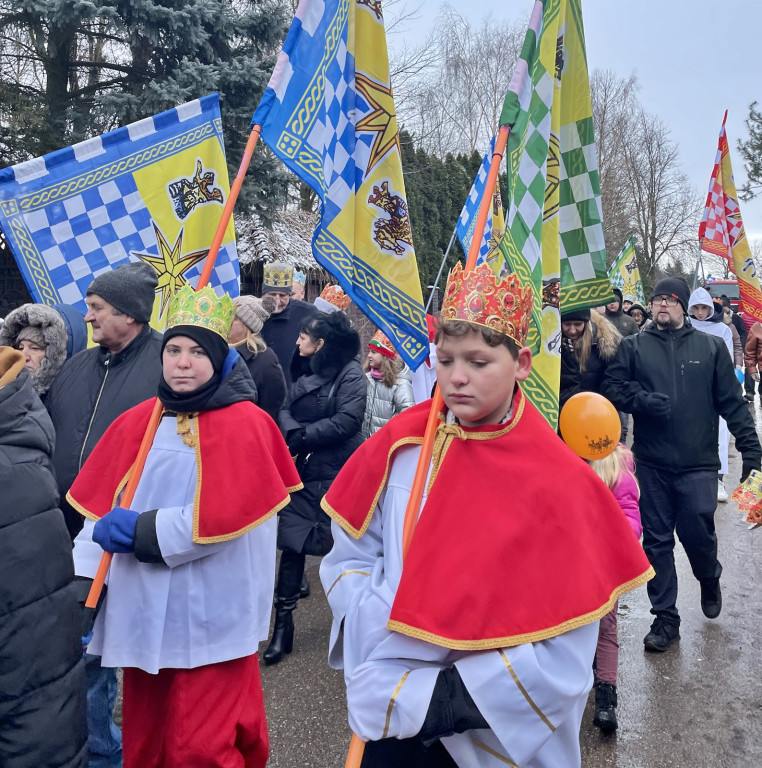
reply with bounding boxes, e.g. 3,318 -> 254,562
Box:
588,444 -> 642,733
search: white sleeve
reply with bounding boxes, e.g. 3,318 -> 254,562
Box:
320,509 -> 441,742
73,518 -> 106,579
155,505 -> 231,567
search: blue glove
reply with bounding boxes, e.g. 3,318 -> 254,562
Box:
93,506 -> 140,553
82,630 -> 93,649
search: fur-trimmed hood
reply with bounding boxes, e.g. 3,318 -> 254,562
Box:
590,311 -> 622,361
0,304 -> 69,396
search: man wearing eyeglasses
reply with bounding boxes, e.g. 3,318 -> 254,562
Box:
603,276 -> 761,653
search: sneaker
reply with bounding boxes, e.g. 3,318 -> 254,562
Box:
643,617 -> 680,652
592,681 -> 618,733
700,578 -> 722,619
717,480 -> 728,503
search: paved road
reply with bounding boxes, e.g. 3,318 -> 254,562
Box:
262,415 -> 762,767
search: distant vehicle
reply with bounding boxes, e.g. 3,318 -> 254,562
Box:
704,279 -> 740,311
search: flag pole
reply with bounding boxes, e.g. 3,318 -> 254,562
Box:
424,226 -> 458,313
82,125 -> 264,631
344,122 -> 510,767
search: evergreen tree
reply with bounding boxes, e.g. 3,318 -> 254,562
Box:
0,0 -> 290,216
738,101 -> 762,201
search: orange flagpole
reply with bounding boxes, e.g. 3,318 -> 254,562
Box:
344,123 -> 510,767
82,125 -> 263,626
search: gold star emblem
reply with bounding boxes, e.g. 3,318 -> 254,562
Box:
356,72 -> 400,174
135,222 -> 208,315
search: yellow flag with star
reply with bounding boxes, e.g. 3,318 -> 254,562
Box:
252,0 -> 428,369
0,94 -> 239,330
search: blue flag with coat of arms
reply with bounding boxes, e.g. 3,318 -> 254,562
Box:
0,93 -> 239,327
252,0 -> 428,369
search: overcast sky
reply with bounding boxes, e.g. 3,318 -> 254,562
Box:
395,0 -> 762,241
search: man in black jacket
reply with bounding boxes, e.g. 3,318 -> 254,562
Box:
46,260 -> 162,768
259,261 -> 317,382
603,276 -> 761,653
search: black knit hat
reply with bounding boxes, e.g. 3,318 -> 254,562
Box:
611,287 -> 623,304
651,277 -> 690,312
561,308 -> 591,323
87,262 -> 158,323
162,324 -> 229,374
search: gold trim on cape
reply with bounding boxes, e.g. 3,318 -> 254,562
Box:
326,570 -> 371,598
385,567 -> 654,650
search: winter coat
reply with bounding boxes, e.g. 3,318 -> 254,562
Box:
610,450 -> 642,539
277,336 -> 367,555
235,343 -> 287,421
361,365 -> 415,437
0,350 -> 87,768
46,323 -> 164,538
0,303 -> 70,399
744,322 -> 762,373
261,298 -> 318,383
559,312 -> 621,411
728,309 -> 748,348
604,306 -> 640,338
602,323 -> 762,473
727,321 -> 744,367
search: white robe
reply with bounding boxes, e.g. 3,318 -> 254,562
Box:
74,417 -> 277,673
410,343 -> 438,404
320,444 -> 598,768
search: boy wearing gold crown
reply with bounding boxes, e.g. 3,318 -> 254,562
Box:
320,264 -> 652,767
69,285 -> 301,768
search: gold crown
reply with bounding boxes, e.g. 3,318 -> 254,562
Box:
166,284 -> 235,339
440,262 -> 533,346
263,261 -> 294,290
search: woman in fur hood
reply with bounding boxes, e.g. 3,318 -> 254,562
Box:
0,303 -> 85,401
559,308 -> 622,412
265,310 -> 367,665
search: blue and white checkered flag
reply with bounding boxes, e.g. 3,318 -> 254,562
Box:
0,93 -> 239,325
456,136 -> 496,264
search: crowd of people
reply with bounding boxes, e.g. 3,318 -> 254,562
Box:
1,262 -> 759,768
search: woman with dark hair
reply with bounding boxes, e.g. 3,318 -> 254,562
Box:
264,311 -> 367,665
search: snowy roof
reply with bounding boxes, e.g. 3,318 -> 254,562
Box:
236,210 -> 321,271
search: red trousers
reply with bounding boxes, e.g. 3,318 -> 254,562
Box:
122,655 -> 268,768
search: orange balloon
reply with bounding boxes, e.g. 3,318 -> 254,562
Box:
559,392 -> 621,460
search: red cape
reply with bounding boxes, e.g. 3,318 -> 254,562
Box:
322,388 -> 653,649
68,398 -> 302,543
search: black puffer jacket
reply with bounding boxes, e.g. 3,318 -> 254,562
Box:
277,329 -> 367,555
602,323 -> 762,473
235,343 -> 287,421
261,298 -> 318,383
46,324 -> 163,538
0,351 -> 87,768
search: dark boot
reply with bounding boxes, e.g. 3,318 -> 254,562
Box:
264,551 -> 305,665
263,596 -> 296,665
593,681 -> 618,733
299,573 -> 311,599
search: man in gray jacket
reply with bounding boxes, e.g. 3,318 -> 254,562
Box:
46,260 -> 162,768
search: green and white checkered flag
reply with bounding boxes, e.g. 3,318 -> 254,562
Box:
494,0 -> 613,427
609,236 -> 645,305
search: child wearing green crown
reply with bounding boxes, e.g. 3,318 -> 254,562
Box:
69,285 -> 301,768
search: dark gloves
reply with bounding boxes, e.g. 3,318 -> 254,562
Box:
741,461 -> 760,484
635,391 -> 671,417
93,506 -> 140,553
73,576 -> 106,643
419,667 -> 488,747
286,428 -> 306,454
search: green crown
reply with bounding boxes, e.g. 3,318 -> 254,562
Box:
166,284 -> 235,339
